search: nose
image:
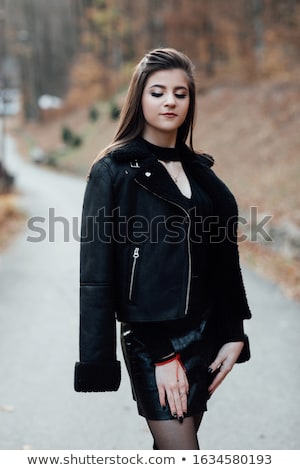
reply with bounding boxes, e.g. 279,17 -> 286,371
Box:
164,92 -> 176,107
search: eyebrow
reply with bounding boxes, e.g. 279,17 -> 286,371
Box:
149,84 -> 189,92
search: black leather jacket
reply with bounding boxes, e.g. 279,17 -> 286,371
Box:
74,138 -> 251,392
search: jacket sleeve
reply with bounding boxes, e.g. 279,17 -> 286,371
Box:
74,160 -> 121,392
218,208 -> 252,321
208,192 -> 252,363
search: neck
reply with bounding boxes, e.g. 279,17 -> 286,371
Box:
142,129 -> 177,148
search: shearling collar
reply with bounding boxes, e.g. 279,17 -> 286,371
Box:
110,137 -> 214,168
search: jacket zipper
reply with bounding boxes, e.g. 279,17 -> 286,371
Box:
129,246 -> 140,301
134,179 -> 192,315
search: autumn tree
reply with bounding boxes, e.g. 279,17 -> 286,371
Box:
2,0 -> 299,121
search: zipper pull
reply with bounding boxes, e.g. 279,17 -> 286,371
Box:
133,247 -> 140,258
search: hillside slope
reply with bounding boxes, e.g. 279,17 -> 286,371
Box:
195,78 -> 300,300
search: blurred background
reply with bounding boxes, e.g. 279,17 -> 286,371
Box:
1,0 -> 299,298
0,0 -> 300,450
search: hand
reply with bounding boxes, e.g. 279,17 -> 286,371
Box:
155,357 -> 189,420
208,341 -> 244,395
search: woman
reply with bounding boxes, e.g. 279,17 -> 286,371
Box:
74,48 -> 251,450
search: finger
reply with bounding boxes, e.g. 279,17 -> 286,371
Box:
208,370 -> 225,394
179,388 -> 188,414
166,381 -> 185,419
177,366 -> 189,395
177,368 -> 189,414
157,385 -> 166,408
208,363 -> 232,394
174,376 -> 188,418
173,389 -> 184,418
165,389 -> 176,417
185,376 -> 189,395
208,355 -> 225,373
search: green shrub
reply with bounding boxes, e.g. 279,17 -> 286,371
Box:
62,126 -> 73,144
61,126 -> 83,147
89,106 -> 100,122
110,101 -> 120,120
72,135 -> 83,147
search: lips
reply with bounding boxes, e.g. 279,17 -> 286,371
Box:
161,113 -> 178,117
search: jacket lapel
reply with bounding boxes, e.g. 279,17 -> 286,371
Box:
134,157 -> 191,209
111,137 -> 212,209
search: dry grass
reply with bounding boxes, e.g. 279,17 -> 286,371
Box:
0,193 -> 25,252
240,241 -> 300,302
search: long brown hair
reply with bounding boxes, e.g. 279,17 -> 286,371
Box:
95,48 -> 196,162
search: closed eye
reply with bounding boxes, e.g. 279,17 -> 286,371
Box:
151,92 -> 188,99
151,92 -> 163,98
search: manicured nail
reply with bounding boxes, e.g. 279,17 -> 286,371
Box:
173,412 -> 178,418
178,416 -> 184,424
208,367 -> 213,374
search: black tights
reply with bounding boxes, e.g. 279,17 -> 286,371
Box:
148,412 -> 204,450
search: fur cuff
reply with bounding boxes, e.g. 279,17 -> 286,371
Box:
236,335 -> 251,363
74,361 -> 121,392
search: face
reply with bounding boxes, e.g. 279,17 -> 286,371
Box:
141,68 -> 190,145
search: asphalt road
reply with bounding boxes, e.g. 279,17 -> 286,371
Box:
0,136 -> 299,450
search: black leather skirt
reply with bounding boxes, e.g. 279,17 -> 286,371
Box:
121,320 -> 212,420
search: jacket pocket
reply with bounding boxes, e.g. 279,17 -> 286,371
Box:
129,246 -> 140,302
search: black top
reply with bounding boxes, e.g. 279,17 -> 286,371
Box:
129,140 -> 244,362
141,138 -> 182,161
